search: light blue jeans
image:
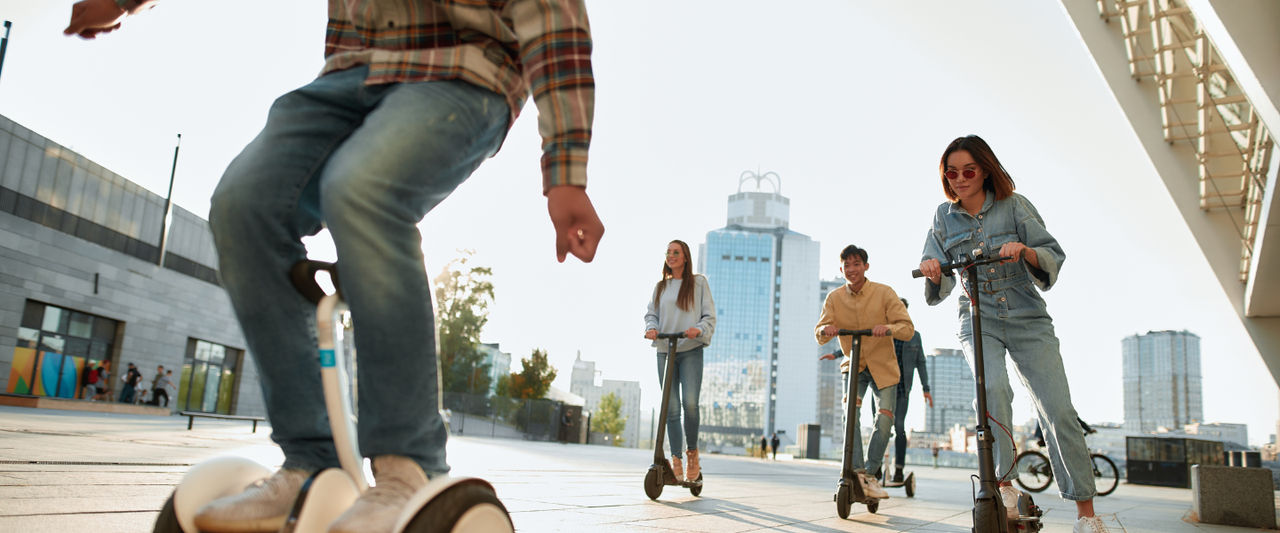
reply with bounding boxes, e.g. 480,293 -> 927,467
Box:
843,369 -> 896,475
656,347 -> 703,458
209,66 -> 509,476
959,316 -> 1096,501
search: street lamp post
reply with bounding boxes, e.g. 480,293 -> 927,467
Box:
0,21 -> 12,86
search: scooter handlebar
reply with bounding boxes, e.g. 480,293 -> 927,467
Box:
836,329 -> 874,337
911,256 -> 1013,278
655,332 -> 686,340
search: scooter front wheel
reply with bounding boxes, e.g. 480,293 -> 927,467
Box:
835,484 -> 851,519
905,472 -> 916,498
688,474 -> 703,497
644,468 -> 663,500
403,484 -> 512,533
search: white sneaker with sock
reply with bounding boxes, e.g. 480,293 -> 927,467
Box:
1074,516 -> 1110,533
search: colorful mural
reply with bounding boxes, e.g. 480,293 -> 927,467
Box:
6,348 -> 85,398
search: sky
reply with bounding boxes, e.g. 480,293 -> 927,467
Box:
1,1 -> 1276,445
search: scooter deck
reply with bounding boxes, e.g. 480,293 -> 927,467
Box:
881,471 -> 914,488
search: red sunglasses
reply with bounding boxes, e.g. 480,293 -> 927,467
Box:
944,168 -> 978,180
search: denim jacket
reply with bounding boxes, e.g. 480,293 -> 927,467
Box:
920,193 -> 1064,325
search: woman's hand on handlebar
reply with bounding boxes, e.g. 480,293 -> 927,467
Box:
684,327 -> 701,339
918,258 -> 941,284
644,329 -> 657,340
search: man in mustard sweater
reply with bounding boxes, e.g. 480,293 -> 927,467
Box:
816,244 -> 914,499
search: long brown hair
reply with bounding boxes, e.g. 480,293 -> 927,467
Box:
654,240 -> 696,312
939,135 -> 1016,202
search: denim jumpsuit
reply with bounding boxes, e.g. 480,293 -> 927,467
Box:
920,192 -> 1095,501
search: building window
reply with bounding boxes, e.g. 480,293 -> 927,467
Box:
177,338 -> 244,414
6,301 -> 119,399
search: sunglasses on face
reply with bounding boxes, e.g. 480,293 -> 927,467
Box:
944,168 -> 979,180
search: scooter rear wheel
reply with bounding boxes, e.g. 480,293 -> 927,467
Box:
152,493 -> 180,533
866,499 -> 879,514
835,484 -> 851,519
688,474 -> 703,497
905,472 -> 915,498
403,484 -> 512,533
644,468 -> 663,500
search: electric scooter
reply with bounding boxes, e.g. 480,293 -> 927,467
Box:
912,250 -> 1042,533
643,332 -> 703,500
153,260 -> 513,532
832,328 -> 882,518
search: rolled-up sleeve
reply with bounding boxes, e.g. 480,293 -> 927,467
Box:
508,0 -> 595,193
1014,195 -> 1065,291
921,211 -> 955,305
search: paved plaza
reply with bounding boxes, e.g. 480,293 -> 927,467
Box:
0,405 -> 1276,532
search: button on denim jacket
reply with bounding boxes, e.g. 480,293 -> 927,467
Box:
921,192 -> 1064,324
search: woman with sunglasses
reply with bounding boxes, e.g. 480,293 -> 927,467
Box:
644,239 -> 716,484
917,135 -> 1107,533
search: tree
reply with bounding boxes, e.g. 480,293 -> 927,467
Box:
434,250 -> 494,394
496,348 -> 557,399
593,392 -> 627,446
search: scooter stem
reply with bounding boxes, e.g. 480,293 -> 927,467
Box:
317,293 -> 369,492
652,334 -> 683,464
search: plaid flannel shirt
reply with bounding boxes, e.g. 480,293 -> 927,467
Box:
321,0 -> 594,192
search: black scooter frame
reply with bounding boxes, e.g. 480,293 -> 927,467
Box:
832,328 -> 879,518
643,333 -> 703,500
913,253 -> 1042,533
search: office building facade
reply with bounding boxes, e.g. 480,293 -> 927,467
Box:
697,171 -> 820,451
924,348 -> 975,436
1123,330 -> 1202,433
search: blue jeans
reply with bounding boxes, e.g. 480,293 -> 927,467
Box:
959,317 -> 1096,501
842,369 -> 896,475
209,66 -> 509,476
656,347 -> 703,458
894,386 -> 911,469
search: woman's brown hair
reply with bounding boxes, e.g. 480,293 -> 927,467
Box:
939,135 -> 1016,202
654,240 -> 696,312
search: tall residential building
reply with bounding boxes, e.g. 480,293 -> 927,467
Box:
816,277 -> 846,448
476,343 -> 511,395
925,348 -> 975,435
697,171 -> 821,451
570,353 -> 642,448
1123,330 -> 1202,433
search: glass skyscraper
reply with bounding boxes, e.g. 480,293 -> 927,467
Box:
924,348 -> 976,435
697,171 -> 820,451
1123,330 -> 1202,433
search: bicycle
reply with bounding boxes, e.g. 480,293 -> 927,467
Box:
1013,423 -> 1119,496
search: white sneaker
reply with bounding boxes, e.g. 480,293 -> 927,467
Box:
193,468 -> 309,533
859,473 -> 889,499
327,455 -> 429,533
1074,516 -> 1110,533
999,484 -> 1022,520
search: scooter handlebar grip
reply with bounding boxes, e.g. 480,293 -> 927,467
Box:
911,269 -> 924,278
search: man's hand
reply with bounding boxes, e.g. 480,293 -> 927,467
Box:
547,185 -> 603,263
64,0 -> 126,39
923,391 -> 934,408
821,325 -> 838,337
819,353 -> 837,361
872,324 -> 891,337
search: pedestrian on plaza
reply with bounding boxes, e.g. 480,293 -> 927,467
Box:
65,1 -> 603,531
644,240 -> 716,484
769,432 -> 779,460
760,435 -> 769,459
150,368 -> 173,408
118,362 -> 142,404
83,360 -> 108,400
91,360 -> 111,401
815,244 -> 914,500
932,445 -> 939,468
917,134 -> 1106,533
889,298 -> 932,483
